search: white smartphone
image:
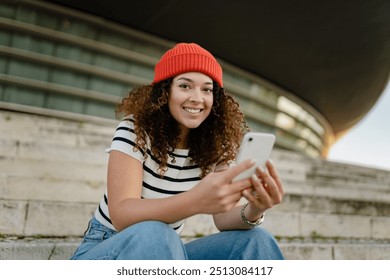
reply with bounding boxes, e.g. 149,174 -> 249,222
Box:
232,132 -> 275,182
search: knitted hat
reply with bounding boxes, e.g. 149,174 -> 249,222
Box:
153,43 -> 223,87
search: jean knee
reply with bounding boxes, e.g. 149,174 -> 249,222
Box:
121,221 -> 182,245
119,221 -> 186,259
247,227 -> 278,242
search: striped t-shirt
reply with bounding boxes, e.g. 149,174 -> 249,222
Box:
94,117 -> 203,234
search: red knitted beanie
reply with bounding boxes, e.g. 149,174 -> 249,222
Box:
153,43 -> 223,87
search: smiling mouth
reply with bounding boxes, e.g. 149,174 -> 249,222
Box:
183,107 -> 202,114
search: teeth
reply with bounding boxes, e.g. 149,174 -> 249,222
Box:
184,108 -> 201,114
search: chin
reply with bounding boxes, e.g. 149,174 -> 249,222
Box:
185,123 -> 202,129
180,119 -> 204,130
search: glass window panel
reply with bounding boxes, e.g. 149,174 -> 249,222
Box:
54,45 -> 94,64
15,6 -> 38,24
0,4 -> 15,18
94,54 -> 128,72
84,101 -> 116,119
34,10 -> 58,30
3,86 -> 45,107
51,69 -> 89,89
11,34 -> 33,50
88,77 -> 125,97
98,31 -> 131,49
0,56 -> 7,73
58,19 -> 97,40
0,31 -> 11,46
46,94 -> 84,114
276,112 -> 296,130
132,42 -> 164,58
31,38 -> 55,55
127,63 -> 154,81
224,71 -> 252,89
8,60 -> 49,81
248,84 -> 267,98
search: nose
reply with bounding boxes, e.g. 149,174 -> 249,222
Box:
189,87 -> 203,103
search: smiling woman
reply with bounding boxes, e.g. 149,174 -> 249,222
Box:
69,42 -> 286,260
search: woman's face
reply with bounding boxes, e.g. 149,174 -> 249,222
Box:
168,72 -> 214,133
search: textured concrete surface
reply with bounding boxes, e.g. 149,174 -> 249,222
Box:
2,237 -> 390,260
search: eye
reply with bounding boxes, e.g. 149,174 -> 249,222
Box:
178,83 -> 191,89
202,87 -> 213,93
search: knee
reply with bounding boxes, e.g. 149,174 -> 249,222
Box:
245,227 -> 279,244
121,221 -> 182,245
121,220 -> 172,235
119,221 -> 186,259
244,228 -> 284,259
247,227 -> 275,238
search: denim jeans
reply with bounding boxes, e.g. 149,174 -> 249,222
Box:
70,217 -> 284,260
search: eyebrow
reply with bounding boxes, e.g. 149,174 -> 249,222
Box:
176,77 -> 213,85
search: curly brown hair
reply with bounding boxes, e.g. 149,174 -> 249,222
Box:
116,79 -> 249,177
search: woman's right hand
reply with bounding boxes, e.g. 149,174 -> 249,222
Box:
190,159 -> 255,214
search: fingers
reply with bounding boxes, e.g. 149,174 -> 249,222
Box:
224,159 -> 255,182
242,182 -> 275,213
203,161 -> 254,206
249,160 -> 285,205
242,175 -> 271,209
265,160 -> 285,197
213,159 -> 285,213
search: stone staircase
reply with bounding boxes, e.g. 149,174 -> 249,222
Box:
1,109 -> 390,259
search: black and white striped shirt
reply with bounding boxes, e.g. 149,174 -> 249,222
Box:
94,117 -> 202,234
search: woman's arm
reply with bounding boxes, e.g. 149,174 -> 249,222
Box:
107,150 -> 197,231
107,150 -> 256,232
213,203 -> 265,231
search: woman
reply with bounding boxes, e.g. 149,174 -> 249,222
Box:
71,43 -> 285,260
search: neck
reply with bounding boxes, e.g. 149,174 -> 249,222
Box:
177,127 -> 189,149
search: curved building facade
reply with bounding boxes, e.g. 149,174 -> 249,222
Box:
0,1 -> 333,157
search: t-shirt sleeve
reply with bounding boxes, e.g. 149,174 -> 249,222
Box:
105,118 -> 144,162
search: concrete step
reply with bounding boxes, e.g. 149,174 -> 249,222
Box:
264,210 -> 390,240
0,156 -> 107,182
2,192 -> 389,238
0,138 -> 109,165
0,199 -> 96,236
1,237 -> 389,260
284,180 -> 390,203
0,110 -> 115,149
1,150 -> 388,204
182,210 -> 390,241
272,150 -> 390,188
309,159 -> 390,184
0,175 -> 105,203
280,239 -> 390,260
0,237 -> 81,260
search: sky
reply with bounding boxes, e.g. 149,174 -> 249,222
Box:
327,81 -> 390,171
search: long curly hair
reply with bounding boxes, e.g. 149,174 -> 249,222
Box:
116,79 -> 249,177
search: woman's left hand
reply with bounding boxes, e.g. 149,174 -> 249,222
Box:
241,160 -> 285,216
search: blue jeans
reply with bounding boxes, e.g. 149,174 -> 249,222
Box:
70,217 -> 284,260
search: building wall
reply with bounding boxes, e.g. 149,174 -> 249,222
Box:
0,0 -> 333,157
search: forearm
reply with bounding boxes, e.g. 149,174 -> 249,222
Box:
109,190 -> 198,231
213,203 -> 265,231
